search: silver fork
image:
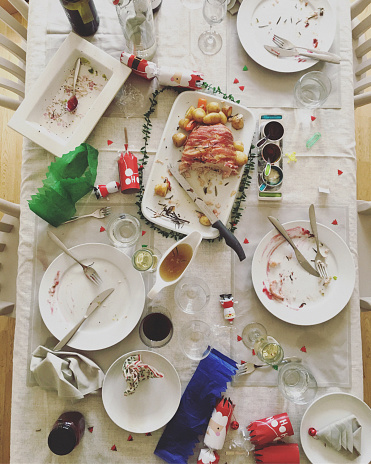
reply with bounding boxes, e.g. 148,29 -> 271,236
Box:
309,204 -> 329,280
47,231 -> 102,285
237,356 -> 302,376
272,34 -> 341,63
62,206 -> 111,224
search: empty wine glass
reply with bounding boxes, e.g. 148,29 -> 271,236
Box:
198,0 -> 227,56
174,277 -> 210,314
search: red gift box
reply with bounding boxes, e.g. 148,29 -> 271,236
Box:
118,149 -> 140,194
247,413 -> 294,445
254,443 -> 300,463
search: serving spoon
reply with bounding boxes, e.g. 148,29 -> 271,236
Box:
66,58 -> 81,112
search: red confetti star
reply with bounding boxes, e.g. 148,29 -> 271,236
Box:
243,238 -> 249,244
240,360 -> 246,364
332,219 -> 338,225
107,140 -> 113,146
311,116 -> 316,121
111,445 -> 117,451
88,427 -> 94,433
252,349 -> 256,356
99,226 -> 106,232
145,432 -> 152,436
127,435 -> 133,441
300,346 -> 307,352
237,335 -> 242,342
338,170 -> 343,175
233,78 -> 239,84
239,86 -> 245,91
141,231 -> 146,236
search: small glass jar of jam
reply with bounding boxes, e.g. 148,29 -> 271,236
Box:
48,411 -> 85,456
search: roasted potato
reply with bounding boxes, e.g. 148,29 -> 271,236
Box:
203,112 -> 222,125
193,107 -> 206,122
206,101 -> 220,113
219,111 -> 228,125
230,114 -> 244,130
233,140 -> 244,152
235,151 -> 248,166
154,179 -> 171,197
199,214 -> 211,226
185,105 -> 195,120
221,103 -> 232,118
178,118 -> 190,130
172,132 -> 187,147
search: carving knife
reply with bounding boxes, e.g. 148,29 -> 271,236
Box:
53,287 -> 114,351
268,216 -> 320,277
168,164 -> 246,261
264,45 -> 340,64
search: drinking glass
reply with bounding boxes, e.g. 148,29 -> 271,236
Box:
106,213 -> 141,249
294,71 -> 332,108
139,305 -> 173,348
278,363 -> 318,404
132,246 -> 162,272
174,277 -> 210,314
242,322 -> 284,365
180,320 -> 213,360
241,322 -> 267,349
198,0 -> 227,56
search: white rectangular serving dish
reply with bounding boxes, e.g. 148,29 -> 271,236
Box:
141,91 -> 256,239
8,32 -> 131,158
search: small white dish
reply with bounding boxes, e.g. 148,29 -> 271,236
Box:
102,350 -> 181,433
8,32 -> 131,157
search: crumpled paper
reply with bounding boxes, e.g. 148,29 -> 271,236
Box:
30,345 -> 104,399
28,143 -> 98,227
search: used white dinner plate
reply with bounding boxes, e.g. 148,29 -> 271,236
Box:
300,392 -> 371,463
141,90 -> 256,239
39,243 -> 145,351
102,350 -> 181,433
8,32 -> 131,157
237,0 -> 337,73
251,220 -> 355,325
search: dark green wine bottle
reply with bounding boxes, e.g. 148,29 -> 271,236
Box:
60,0 -> 100,37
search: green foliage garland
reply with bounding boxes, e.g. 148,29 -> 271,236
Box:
135,85 -> 256,240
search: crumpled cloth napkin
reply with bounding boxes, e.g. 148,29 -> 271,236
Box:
123,353 -> 164,396
30,345 -> 104,399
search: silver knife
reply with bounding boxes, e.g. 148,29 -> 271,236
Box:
264,45 -> 340,64
53,288 -> 114,351
168,164 -> 246,261
268,216 -> 320,277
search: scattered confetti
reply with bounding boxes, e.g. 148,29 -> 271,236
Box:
306,132 -> 321,148
237,335 -> 242,342
272,365 -> 278,371
239,86 -> 245,91
88,427 -> 94,433
243,238 -> 249,244
333,276 -> 338,280
99,226 -> 105,232
332,219 -> 338,225
285,151 -> 297,163
233,78 -> 239,84
318,187 -> 330,194
243,65 -> 248,71
107,140 -> 113,146
252,349 -> 256,356
230,421 -> 239,430
111,445 -> 117,451
128,435 -> 133,441
240,360 -> 246,364
338,170 -> 343,175
311,116 -> 316,121
300,346 -> 307,352
145,432 -> 152,436
141,230 -> 146,236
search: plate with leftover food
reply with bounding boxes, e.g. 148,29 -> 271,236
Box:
237,0 -> 337,73
8,32 -> 131,157
102,350 -> 181,433
251,220 -> 355,325
38,243 -> 145,350
300,393 -> 371,464
141,90 -> 256,239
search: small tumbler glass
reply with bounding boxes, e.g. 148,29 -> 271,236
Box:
294,71 -> 332,108
107,213 -> 141,249
180,320 -> 213,360
132,246 -> 161,272
278,362 -> 318,404
174,277 -> 210,314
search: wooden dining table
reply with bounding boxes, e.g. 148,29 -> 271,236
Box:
10,0 -> 367,462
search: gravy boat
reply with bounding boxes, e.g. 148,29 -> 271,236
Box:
147,231 -> 202,299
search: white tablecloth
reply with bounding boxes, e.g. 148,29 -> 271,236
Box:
11,0 -> 363,463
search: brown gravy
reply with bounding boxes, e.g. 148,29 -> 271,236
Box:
159,243 -> 193,282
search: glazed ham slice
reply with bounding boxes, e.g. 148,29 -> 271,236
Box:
179,124 -> 238,178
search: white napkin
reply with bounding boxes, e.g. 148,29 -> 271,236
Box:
30,346 -> 104,399
228,0 -> 242,15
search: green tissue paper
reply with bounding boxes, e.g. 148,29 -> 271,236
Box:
29,143 -> 98,227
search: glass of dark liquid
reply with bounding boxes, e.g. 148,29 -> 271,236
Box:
139,305 -> 173,348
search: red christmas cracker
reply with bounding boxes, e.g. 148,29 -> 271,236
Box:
118,149 -> 140,194
204,397 -> 235,450
247,413 -> 294,446
254,443 -> 300,463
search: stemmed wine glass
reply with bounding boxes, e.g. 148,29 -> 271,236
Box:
198,0 -> 227,56
242,322 -> 284,366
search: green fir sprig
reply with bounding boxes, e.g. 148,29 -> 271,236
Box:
135,84 -> 255,240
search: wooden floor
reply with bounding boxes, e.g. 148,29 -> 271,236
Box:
0,7 -> 371,464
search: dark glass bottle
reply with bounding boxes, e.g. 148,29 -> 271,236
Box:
48,411 -> 85,456
60,0 -> 100,36
151,0 -> 162,13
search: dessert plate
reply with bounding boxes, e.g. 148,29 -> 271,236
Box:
103,350 -> 181,433
237,0 -> 336,73
251,220 -> 355,325
141,90 -> 255,239
300,392 -> 371,463
39,243 -> 145,350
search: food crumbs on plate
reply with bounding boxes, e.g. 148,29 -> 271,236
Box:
230,190 -> 237,197
111,445 -> 117,451
338,170 -> 343,175
88,426 -> 94,433
237,335 -> 242,342
107,140 -> 113,145
299,302 -> 306,308
300,346 -> 307,352
243,238 -> 249,244
99,226 -> 105,232
332,219 -> 338,225
233,78 -> 239,84
128,435 -> 133,441
311,116 -> 316,121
